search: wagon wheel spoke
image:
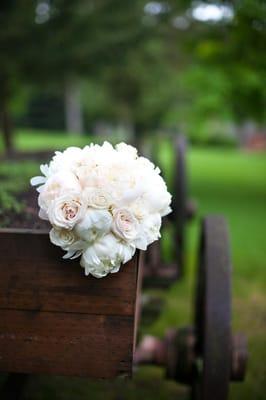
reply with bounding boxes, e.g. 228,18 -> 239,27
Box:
143,135 -> 188,287
192,216 -> 232,400
173,135 -> 187,274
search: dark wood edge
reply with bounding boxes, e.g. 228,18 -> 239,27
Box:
0,228 -> 49,235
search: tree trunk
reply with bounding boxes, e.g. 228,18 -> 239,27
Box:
64,80 -> 84,136
1,101 -> 14,156
133,122 -> 147,153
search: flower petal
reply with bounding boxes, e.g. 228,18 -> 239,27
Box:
30,176 -> 46,186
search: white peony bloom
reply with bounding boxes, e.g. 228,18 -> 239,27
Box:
112,207 -> 139,241
48,192 -> 86,229
49,147 -> 84,174
80,233 -> 136,278
75,209 -> 112,243
115,142 -> 138,159
75,164 -> 109,189
141,175 -> 172,216
143,213 -> 162,244
134,213 -> 162,251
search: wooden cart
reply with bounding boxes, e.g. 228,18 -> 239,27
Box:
0,137 -> 247,399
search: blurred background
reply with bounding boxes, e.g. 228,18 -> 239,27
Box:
0,1 -> 265,399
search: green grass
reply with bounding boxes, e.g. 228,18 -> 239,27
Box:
0,129 -> 93,152
0,160 -> 41,226
0,128 -> 128,153
0,132 -> 265,399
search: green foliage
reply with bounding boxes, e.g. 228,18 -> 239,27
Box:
2,0 -> 265,147
79,0 -> 266,138
0,0 -> 147,83
0,160 -> 39,226
189,0 -> 266,123
162,64 -> 238,145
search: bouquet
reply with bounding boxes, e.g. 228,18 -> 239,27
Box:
31,142 -> 171,278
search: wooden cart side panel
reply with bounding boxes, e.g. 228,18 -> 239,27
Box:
0,309 -> 133,378
0,230 -> 140,378
0,231 -> 137,316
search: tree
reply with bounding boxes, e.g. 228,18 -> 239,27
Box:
177,0 -> 266,124
0,0 -> 148,154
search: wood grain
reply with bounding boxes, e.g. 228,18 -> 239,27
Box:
0,230 -> 137,316
0,229 -> 139,378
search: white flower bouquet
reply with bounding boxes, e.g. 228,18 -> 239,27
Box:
31,142 -> 172,278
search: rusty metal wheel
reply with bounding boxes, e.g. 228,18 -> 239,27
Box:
173,135 -> 187,274
135,215 -> 247,397
192,216 -> 232,400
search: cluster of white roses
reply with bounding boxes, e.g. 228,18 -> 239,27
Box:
31,142 -> 171,278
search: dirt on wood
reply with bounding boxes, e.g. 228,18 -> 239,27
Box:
3,186 -> 50,230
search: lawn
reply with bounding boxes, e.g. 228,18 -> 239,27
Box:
0,129 -> 92,152
158,142 -> 266,400
0,134 -> 265,399
0,128 -> 126,153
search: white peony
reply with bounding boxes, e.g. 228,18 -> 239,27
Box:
75,209 -> 112,243
75,164 -> 109,189
141,175 -> 172,216
48,192 -> 86,229
134,213 -> 162,250
115,142 -> 138,159
49,147 -> 85,174
80,233 -> 136,278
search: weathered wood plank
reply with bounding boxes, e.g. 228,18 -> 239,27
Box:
0,229 -> 140,378
0,231 -> 137,316
0,309 -> 134,378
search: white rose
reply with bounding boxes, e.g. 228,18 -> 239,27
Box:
112,208 -> 139,241
49,227 -> 86,259
37,172 -> 81,220
50,227 -> 77,248
84,187 -> 112,209
75,209 -> 112,243
80,233 -> 135,278
48,192 -> 86,229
